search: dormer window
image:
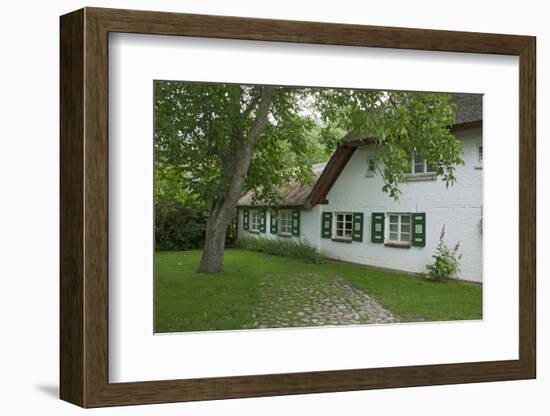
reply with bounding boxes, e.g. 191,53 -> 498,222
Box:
366,157 -> 377,176
475,143 -> 483,169
409,156 -> 435,175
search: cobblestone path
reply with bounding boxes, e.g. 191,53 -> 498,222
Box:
253,272 -> 398,329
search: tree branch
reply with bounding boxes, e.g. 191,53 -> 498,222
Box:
215,86 -> 275,226
388,94 -> 398,109
241,93 -> 262,118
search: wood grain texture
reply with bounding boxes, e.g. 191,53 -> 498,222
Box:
518,38 -> 536,375
59,8 -> 84,406
59,7 -> 537,408
87,7 -> 532,55
83,10 -> 110,406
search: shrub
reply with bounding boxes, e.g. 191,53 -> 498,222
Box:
427,225 -> 462,282
155,194 -> 208,250
155,195 -> 239,250
236,236 -> 324,264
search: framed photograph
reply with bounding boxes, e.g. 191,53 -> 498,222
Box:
60,7 -> 536,408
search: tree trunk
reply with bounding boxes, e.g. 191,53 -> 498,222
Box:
198,86 -> 274,273
198,202 -> 228,273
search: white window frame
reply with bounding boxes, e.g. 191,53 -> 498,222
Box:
476,143 -> 483,169
387,213 -> 412,244
278,210 -> 293,236
366,157 -> 377,177
250,209 -> 260,232
408,155 -> 436,175
334,212 -> 354,240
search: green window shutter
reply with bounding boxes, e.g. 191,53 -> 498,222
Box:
270,209 -> 278,234
292,209 -> 300,237
235,208 -> 240,237
411,213 -> 426,246
260,208 -> 267,233
352,213 -> 364,242
371,212 -> 385,243
321,212 -> 332,239
243,209 -> 249,230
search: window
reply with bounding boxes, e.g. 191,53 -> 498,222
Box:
335,213 -> 353,240
366,157 -> 376,176
250,210 -> 260,232
409,156 -> 435,175
278,210 -> 293,235
476,143 -> 483,167
388,214 -> 411,243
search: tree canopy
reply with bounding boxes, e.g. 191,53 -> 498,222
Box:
154,81 -> 464,272
155,83 -> 328,208
155,83 -> 462,205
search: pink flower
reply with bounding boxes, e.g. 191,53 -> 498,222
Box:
453,241 -> 461,253
440,225 -> 446,240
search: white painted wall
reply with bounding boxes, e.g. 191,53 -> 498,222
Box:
237,206 -> 322,251
239,127 -> 483,282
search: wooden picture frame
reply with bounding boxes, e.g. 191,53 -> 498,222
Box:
60,7 -> 536,408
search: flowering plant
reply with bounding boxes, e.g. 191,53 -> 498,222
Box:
428,225 -> 462,282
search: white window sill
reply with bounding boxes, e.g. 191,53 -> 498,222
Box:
248,230 -> 260,234
332,238 -> 353,244
278,233 -> 292,238
384,241 -> 411,249
404,173 -> 437,182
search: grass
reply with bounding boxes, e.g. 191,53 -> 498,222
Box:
155,249 -> 482,333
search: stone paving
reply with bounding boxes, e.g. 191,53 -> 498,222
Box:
253,272 -> 398,329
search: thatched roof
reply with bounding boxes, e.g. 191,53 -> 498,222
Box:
238,93 -> 482,208
342,93 -> 482,146
237,163 -> 327,207
452,93 -> 483,125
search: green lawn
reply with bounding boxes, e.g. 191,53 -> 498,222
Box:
155,249 -> 482,333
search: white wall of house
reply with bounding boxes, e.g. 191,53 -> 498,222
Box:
319,127 -> 483,282
238,127 -> 483,283
299,205 -> 322,251
237,205 -> 322,250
